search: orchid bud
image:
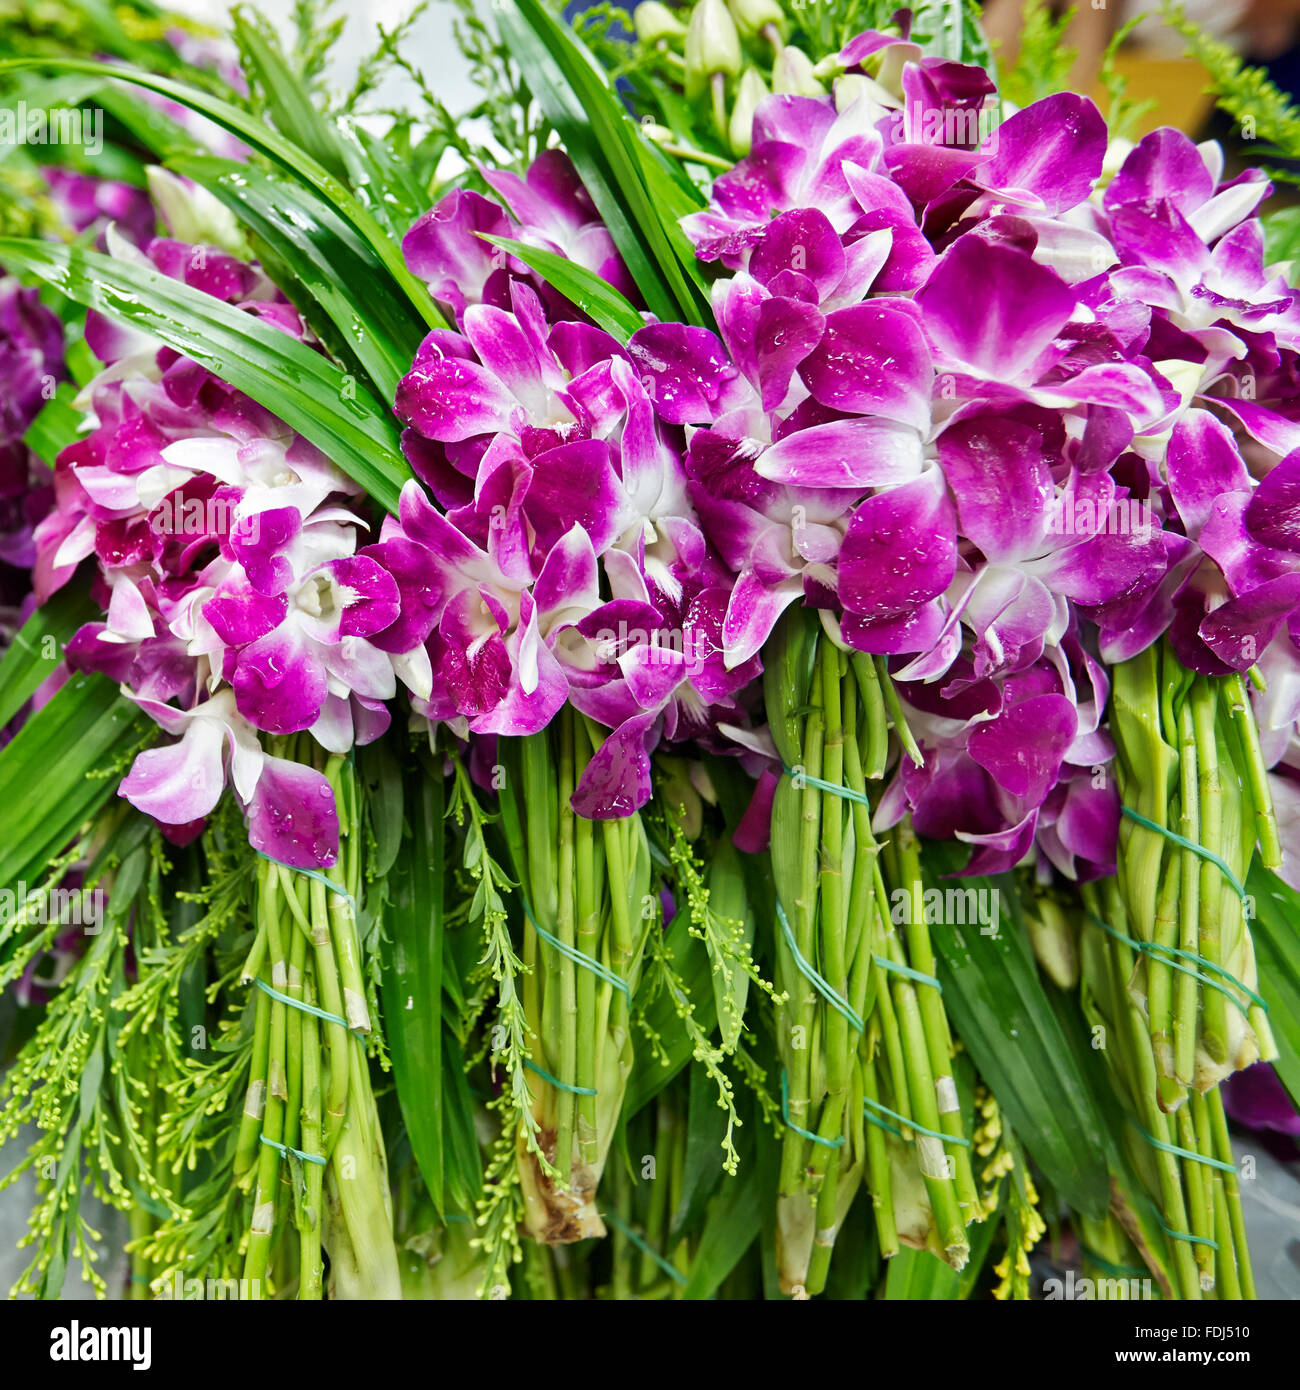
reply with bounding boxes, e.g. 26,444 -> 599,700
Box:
640,120 -> 676,145
634,1 -> 687,44
728,68 -> 769,157
685,0 -> 742,84
726,0 -> 785,40
1026,899 -> 1078,991
772,45 -> 823,96
145,167 -> 248,257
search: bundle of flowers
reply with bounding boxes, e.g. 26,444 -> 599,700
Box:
0,0 -> 1297,1307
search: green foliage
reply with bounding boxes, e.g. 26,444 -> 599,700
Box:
998,0 -> 1075,108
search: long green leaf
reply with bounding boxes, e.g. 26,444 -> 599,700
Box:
230,10 -> 348,180
168,154 -> 425,402
0,57 -> 444,332
499,0 -> 708,327
0,674 -> 145,889
922,845 -> 1111,1220
0,585 -> 96,730
380,763 -> 448,1212
479,234 -> 644,343
23,382 -> 83,468
1248,862 -> 1300,1110
0,238 -> 411,514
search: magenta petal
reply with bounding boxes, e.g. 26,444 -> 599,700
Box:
570,711 -> 658,819
1199,575 -> 1300,670
1167,409 -> 1250,537
967,693 -> 1077,803
1245,450 -> 1300,553
627,324 -> 748,425
119,718 -> 226,825
916,236 -> 1075,381
757,417 -> 923,488
978,94 -> 1106,213
203,580 -> 289,647
839,467 -> 957,620
395,355 -> 517,442
732,766 -> 778,854
246,754 -> 339,868
1104,128 -> 1213,215
938,414 -> 1050,562
749,208 -> 846,300
800,302 -> 932,429
233,627 -> 328,734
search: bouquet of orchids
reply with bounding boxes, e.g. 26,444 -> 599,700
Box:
1,0 -> 1299,1303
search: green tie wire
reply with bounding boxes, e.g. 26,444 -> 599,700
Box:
254,975 -> 364,1034
524,1057 -> 597,1096
256,851 -> 357,912
1085,914 -> 1266,1018
1132,1122 -> 1236,1174
1157,1215 -> 1218,1251
872,955 -> 942,991
1120,807 -> 1248,901
521,897 -> 631,1002
259,1133 -> 326,1166
862,1095 -> 971,1147
781,1070 -> 845,1149
601,1206 -> 689,1287
781,763 -> 872,807
774,900 -> 865,1034
1080,1247 -> 1150,1280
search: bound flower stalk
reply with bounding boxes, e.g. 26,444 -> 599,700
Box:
234,746 -> 400,1297
1078,639 -> 1280,1298
496,717 -> 652,1242
765,610 -> 978,1292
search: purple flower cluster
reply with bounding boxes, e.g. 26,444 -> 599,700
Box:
34,228 -> 433,866
638,34 -> 1300,876
389,152 -> 762,815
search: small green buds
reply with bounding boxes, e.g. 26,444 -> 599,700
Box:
729,68 -> 769,156
726,0 -> 786,41
685,0 -> 742,85
633,1 -> 687,44
772,45 -> 823,96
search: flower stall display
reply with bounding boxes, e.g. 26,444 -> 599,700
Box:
0,0 -> 1298,1304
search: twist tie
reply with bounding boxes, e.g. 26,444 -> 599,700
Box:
872,955 -> 942,991
1157,1214 -> 1218,1251
774,901 -> 865,1033
258,851 -> 357,912
780,1070 -> 845,1149
781,764 -> 871,807
254,976 -> 365,1034
259,1133 -> 326,1166
862,1095 -> 970,1147
524,1057 -> 597,1096
1120,808 -> 1248,902
1132,1121 -> 1236,1174
1085,914 -> 1266,1019
601,1206 -> 689,1287
1080,1247 -> 1150,1279
522,897 -> 630,1001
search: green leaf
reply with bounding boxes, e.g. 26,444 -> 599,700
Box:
498,0 -> 709,327
0,237 -> 411,515
922,844 -> 1112,1220
680,1104 -> 776,1300
0,583 -> 96,730
167,154 -> 426,403
1247,862 -> 1300,1110
479,234 -> 645,343
380,764 -> 448,1212
230,9 -> 348,181
23,382 -> 83,468
0,673 -> 146,889
0,57 -> 444,332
